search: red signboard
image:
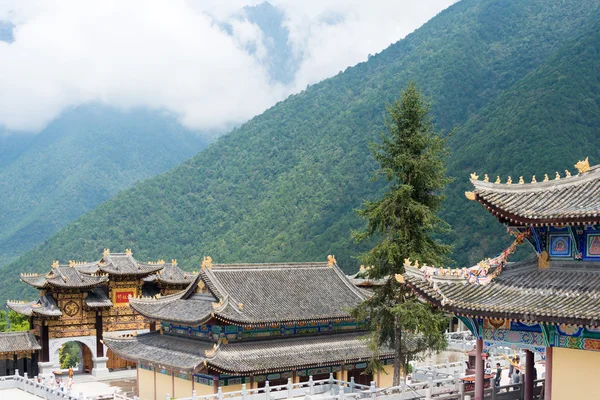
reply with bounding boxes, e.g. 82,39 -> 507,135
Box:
115,290 -> 134,304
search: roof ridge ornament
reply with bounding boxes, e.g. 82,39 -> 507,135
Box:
565,170 -> 572,178
201,256 -> 213,270
506,176 -> 512,185
125,249 -> 133,256
327,255 -> 337,266
543,174 -> 549,182
470,172 -> 479,180
495,176 -> 501,184
103,248 -> 110,257
531,175 -> 537,183
465,191 -> 476,201
171,259 -> 177,266
518,176 -> 524,184
51,260 -> 59,268
555,171 -> 561,180
483,174 -> 489,183
575,157 -> 590,174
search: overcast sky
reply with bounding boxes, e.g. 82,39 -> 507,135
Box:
0,0 -> 457,134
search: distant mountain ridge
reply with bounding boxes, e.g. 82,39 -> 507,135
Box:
2,0 -> 600,303
0,106 -> 207,267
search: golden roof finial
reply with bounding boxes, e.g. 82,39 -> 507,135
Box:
125,249 -> 132,256
171,259 -> 177,266
495,176 -> 501,184
465,191 -> 476,201
531,175 -> 537,183
69,260 -> 75,267
483,174 -> 489,183
575,157 -> 590,174
103,248 -> 110,257
470,172 -> 479,180
327,255 -> 337,266
544,174 -> 549,182
518,176 -> 524,184
565,170 -> 571,178
158,259 -> 165,265
51,260 -> 59,268
555,171 -> 561,180
506,176 -> 512,185
395,274 -> 405,284
201,256 -> 213,270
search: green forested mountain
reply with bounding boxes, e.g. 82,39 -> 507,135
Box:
0,106 -> 207,267
3,0 -> 600,302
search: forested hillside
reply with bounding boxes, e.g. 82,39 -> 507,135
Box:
3,0 -> 599,302
0,106 -> 207,267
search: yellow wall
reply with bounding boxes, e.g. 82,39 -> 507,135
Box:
174,375 -> 193,399
156,371 -> 173,400
223,383 -> 244,393
378,365 -> 394,388
138,368 -> 155,400
552,347 -> 600,400
194,381 -> 215,396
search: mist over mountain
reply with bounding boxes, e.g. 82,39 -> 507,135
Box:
2,0 -> 598,304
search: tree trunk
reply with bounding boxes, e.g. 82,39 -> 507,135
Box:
393,320 -> 402,386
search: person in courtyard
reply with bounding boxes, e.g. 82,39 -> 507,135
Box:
68,367 -> 73,379
511,369 -> 520,391
495,363 -> 502,387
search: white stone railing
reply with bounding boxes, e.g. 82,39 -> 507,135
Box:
0,371 -> 83,400
166,373 -> 471,400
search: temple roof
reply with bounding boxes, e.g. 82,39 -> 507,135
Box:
403,257 -> 600,327
85,287 -> 113,308
99,253 -> 164,277
103,331 -> 393,374
468,162 -> 600,226
204,262 -> 367,325
21,265 -> 107,290
130,262 -> 368,326
143,263 -> 197,286
0,332 -> 41,354
130,279 -> 214,325
7,295 -> 62,318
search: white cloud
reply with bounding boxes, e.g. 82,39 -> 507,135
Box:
0,0 -> 456,134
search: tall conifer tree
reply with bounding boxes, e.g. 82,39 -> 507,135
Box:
353,82 -> 451,385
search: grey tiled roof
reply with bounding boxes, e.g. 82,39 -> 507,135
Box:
0,332 -> 41,354
100,254 -> 163,277
7,295 -> 62,318
143,264 -> 197,286
85,287 -> 112,308
21,265 -> 107,289
129,292 -> 215,325
103,332 -> 213,372
204,263 -> 368,325
404,258 -> 600,326
470,165 -> 600,226
210,331 -> 393,374
103,331 -> 392,374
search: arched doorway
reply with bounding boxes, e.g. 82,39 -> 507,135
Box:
55,341 -> 94,373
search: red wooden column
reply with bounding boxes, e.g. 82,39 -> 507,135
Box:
545,346 -> 552,400
475,338 -> 484,400
525,350 -> 534,400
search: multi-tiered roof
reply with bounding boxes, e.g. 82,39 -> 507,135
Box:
8,250 -> 194,318
406,159 -> 600,327
104,259 -> 394,375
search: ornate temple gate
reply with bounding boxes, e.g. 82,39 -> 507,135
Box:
8,251 -> 192,377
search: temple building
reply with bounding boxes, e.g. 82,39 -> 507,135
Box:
6,250 -> 194,376
103,257 -> 395,400
402,158 -> 600,400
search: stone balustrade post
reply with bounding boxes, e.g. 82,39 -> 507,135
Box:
287,378 -> 293,398
192,389 -> 198,400
242,384 -> 247,400
338,383 -> 345,399
349,377 -> 355,392
308,376 -> 314,395
218,386 -> 224,400
264,381 -> 270,400
369,381 -> 376,400
166,394 -> 171,400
